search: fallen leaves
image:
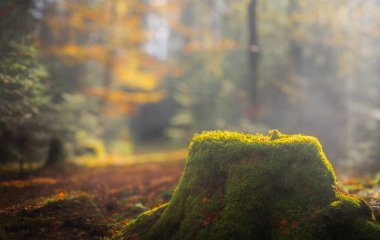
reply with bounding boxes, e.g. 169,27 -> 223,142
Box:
339,173 -> 380,206
0,161 -> 379,239
279,217 -> 288,226
0,161 -> 184,239
0,177 -> 57,188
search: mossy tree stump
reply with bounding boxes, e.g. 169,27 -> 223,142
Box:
124,130 -> 380,240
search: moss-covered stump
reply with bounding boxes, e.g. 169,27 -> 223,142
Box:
124,130 -> 380,240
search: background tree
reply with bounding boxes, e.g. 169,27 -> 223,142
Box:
161,0 -> 249,141
0,0 -> 51,172
2,0 -> 380,172
247,0 -> 259,121
35,0 -> 165,149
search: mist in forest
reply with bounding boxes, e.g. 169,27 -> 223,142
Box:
1,0 -> 380,172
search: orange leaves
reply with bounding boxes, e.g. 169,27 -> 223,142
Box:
41,0 -> 150,64
55,44 -> 107,63
0,160 -> 185,239
58,192 -> 65,200
86,87 -> 164,104
85,87 -> 164,116
339,175 -> 380,202
0,177 -> 57,188
279,217 -> 288,226
39,0 -> 164,113
46,44 -> 108,64
60,44 -> 81,58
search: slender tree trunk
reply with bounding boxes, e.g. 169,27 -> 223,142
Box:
248,0 -> 260,121
100,1 -> 117,144
100,49 -> 116,144
44,137 -> 66,168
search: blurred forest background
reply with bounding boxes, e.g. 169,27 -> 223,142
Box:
1,0 -> 380,173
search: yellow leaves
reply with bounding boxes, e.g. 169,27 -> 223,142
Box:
37,0 -> 166,117
54,44 -> 107,63
61,44 -> 81,58
115,0 -> 128,15
86,87 -> 164,105
113,55 -> 162,91
114,66 -> 158,91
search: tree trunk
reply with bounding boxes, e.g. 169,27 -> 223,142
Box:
247,0 -> 260,121
44,137 -> 66,168
100,1 -> 117,144
100,50 -> 115,143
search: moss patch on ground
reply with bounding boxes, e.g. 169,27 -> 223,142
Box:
123,130 -> 380,240
0,195 -> 110,240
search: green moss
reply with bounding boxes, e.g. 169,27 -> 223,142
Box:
123,130 -> 380,240
123,203 -> 168,238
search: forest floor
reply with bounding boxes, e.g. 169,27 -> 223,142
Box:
0,160 -> 185,240
0,159 -> 380,240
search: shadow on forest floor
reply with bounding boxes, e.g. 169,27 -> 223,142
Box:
0,195 -> 109,239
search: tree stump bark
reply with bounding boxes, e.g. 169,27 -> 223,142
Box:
124,130 -> 380,240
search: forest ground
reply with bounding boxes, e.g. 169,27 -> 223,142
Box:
0,159 -> 379,240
